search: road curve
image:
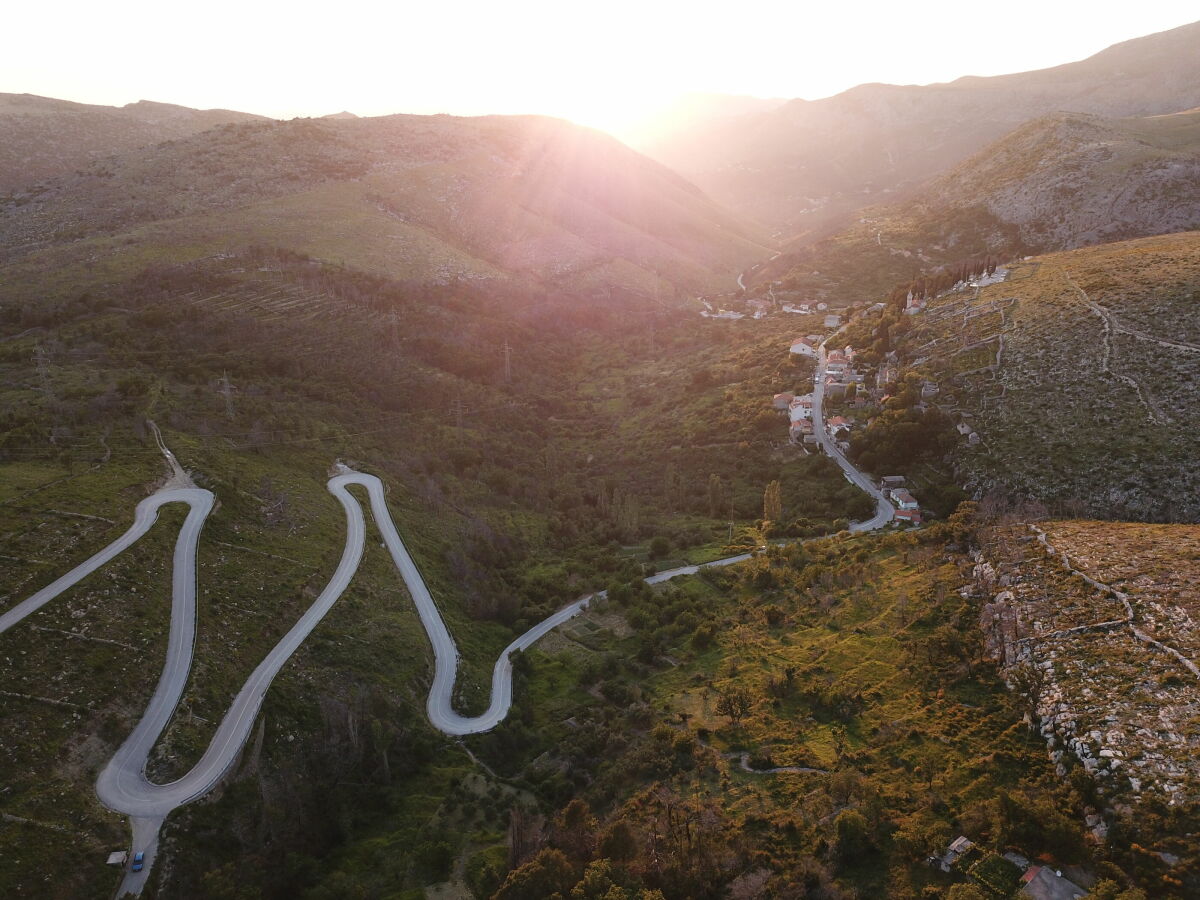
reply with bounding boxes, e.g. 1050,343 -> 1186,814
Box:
812,341 -> 895,532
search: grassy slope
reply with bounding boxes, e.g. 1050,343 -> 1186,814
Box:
906,231 -> 1200,520
0,114 -> 771,301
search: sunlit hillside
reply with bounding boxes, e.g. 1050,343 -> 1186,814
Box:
0,113 -> 769,304
645,20 -> 1200,233
0,93 -> 266,190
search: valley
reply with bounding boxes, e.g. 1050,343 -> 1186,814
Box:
3,15 -> 1200,900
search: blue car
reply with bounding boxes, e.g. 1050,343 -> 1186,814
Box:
131,852 -> 144,872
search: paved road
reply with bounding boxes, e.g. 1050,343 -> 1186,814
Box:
812,341 -> 895,532
4,399 -> 892,893
0,466 -> 773,892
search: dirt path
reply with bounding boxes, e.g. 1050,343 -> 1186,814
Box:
1062,269 -> 1167,425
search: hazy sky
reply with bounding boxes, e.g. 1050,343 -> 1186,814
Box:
5,1 -> 1197,139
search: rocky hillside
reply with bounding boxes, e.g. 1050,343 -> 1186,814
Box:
750,108 -> 1200,308
905,231 -> 1200,521
976,517 -> 1200,893
0,93 -> 265,191
929,109 -> 1200,249
0,112 -> 769,301
646,20 -> 1200,232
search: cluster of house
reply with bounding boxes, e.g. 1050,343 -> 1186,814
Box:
806,341 -> 872,404
932,835 -> 1088,900
904,266 -> 1011,315
881,475 -> 922,525
773,390 -> 816,443
773,332 -> 933,528
702,293 -> 847,327
781,303 -> 843,329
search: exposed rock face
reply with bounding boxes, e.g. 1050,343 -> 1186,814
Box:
977,522 -> 1200,825
930,111 -> 1200,250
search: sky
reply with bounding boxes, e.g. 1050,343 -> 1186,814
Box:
4,1 -> 1197,142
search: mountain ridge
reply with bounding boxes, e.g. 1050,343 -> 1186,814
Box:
0,92 -> 268,191
644,19 -> 1200,233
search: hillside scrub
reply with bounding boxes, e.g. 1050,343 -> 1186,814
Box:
470,509 -> 1119,899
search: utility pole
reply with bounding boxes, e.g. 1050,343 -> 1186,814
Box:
503,339 -> 512,382
32,345 -> 50,394
218,371 -> 236,419
728,491 -> 735,543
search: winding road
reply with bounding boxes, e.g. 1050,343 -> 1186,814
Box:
0,466 -> 807,894
3,348 -> 893,895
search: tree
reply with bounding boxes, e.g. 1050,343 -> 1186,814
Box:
1088,880 -> 1148,900
648,536 -> 670,559
494,848 -> 575,900
555,798 -> 597,860
599,821 -> 638,862
832,809 -> 872,865
715,687 -> 753,726
570,859 -> 631,899
945,886 -> 989,900
763,480 -> 783,523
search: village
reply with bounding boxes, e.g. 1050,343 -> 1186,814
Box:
772,328 -> 925,526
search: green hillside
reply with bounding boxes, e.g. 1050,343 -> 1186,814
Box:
0,113 -> 770,303
0,240 -> 865,896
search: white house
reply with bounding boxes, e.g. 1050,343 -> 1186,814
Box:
789,395 -> 815,420
889,488 -> 919,510
789,337 -> 818,358
824,314 -> 841,328
826,348 -> 849,375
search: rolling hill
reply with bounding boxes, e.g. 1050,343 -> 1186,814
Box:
0,112 -> 770,304
644,19 -> 1200,233
0,93 -> 266,192
927,108 -> 1200,249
